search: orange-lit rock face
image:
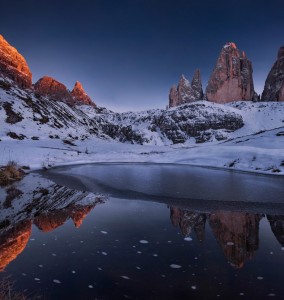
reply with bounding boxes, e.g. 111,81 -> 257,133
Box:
34,204 -> 96,232
34,211 -> 69,232
71,81 -> 94,106
0,35 -> 32,89
206,42 -> 256,103
262,46 -> 284,101
0,221 -> 32,272
209,212 -> 262,268
71,205 -> 95,228
34,76 -> 74,105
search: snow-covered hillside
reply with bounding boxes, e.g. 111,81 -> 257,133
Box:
85,101 -> 244,145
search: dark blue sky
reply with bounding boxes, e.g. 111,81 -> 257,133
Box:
1,0 -> 283,111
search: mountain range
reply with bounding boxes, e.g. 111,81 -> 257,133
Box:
0,35 -> 284,175
169,42 -> 284,107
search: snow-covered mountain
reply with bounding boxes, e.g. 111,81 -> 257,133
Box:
1,75 -> 284,174
0,76 -> 244,146
0,34 -> 284,175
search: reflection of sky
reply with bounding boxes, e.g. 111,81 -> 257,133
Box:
1,0 -> 284,111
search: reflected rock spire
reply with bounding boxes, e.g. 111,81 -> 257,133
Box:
267,215 -> 284,246
209,211 -> 262,268
170,207 -> 206,241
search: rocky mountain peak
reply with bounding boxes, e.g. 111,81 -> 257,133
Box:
169,71 -> 204,108
71,81 -> 94,106
0,35 -> 32,89
262,46 -> 284,101
177,74 -> 195,104
224,42 -> 237,49
180,74 -> 189,83
206,42 -> 256,103
34,76 -> 74,106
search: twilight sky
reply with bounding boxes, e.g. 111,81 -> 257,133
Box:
1,0 -> 283,111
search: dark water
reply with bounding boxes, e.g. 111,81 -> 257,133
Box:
0,164 -> 284,299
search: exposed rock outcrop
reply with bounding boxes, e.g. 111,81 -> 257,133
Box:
169,71 -> 204,108
206,42 -> 256,103
34,76 -> 74,106
97,102 -> 244,144
0,35 -> 32,89
262,46 -> 284,101
71,81 -> 95,106
209,212 -> 262,268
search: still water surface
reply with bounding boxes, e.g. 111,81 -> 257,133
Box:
0,163 -> 284,299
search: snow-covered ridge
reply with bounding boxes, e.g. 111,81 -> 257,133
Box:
81,101 -> 244,145
0,77 -> 243,146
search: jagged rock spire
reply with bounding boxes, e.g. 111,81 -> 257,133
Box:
261,46 -> 284,101
206,42 -> 256,103
191,69 -> 204,100
169,72 -> 204,108
177,74 -> 195,104
71,81 -> 95,106
169,85 -> 179,108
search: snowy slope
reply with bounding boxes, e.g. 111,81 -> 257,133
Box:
83,101 -> 244,145
0,79 -> 110,142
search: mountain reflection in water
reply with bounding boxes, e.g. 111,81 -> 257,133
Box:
169,207 -> 268,268
0,168 -> 284,300
0,174 -> 104,272
0,182 -> 283,271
